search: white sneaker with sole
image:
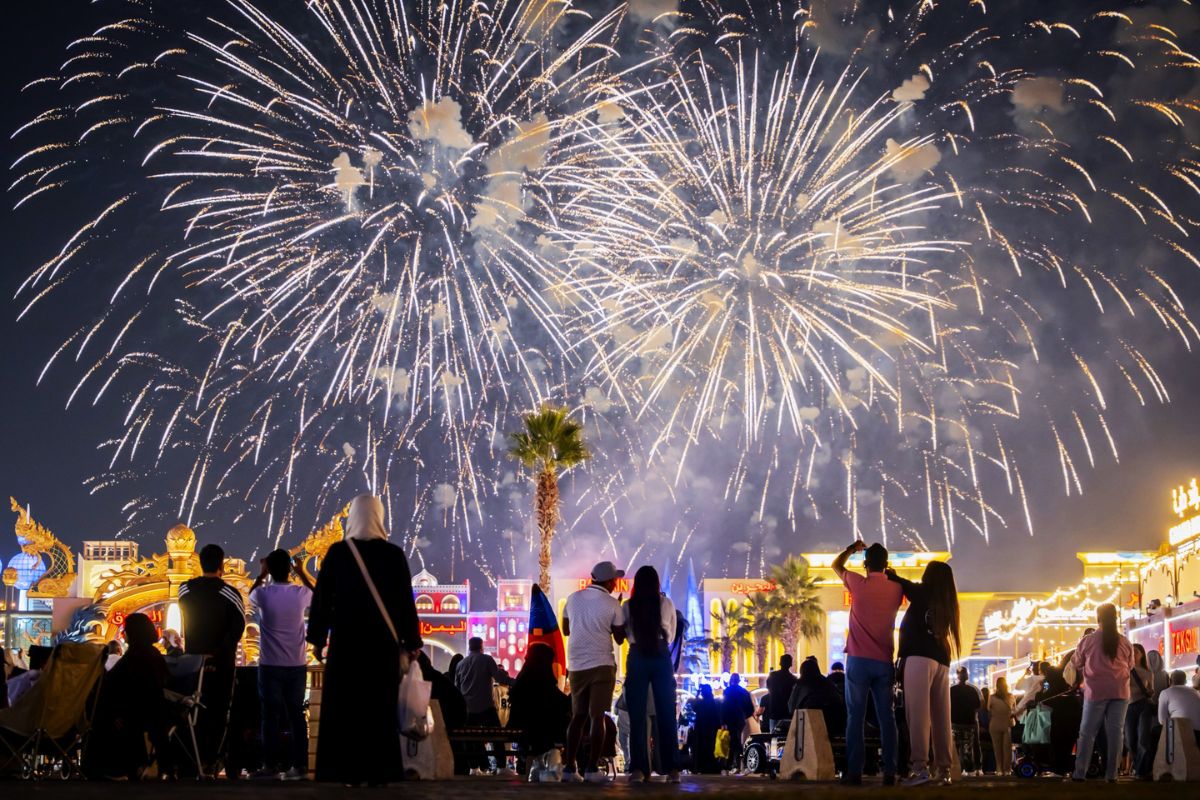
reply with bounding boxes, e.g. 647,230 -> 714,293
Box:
561,770 -> 583,783
282,767 -> 306,781
585,771 -> 612,784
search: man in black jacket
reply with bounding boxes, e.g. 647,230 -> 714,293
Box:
765,654 -> 798,732
180,543 -> 246,777
721,674 -> 755,773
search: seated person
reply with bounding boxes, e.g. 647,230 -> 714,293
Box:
5,645 -> 51,707
1158,669 -> 1200,747
506,643 -> 570,770
417,650 -> 467,731
83,614 -> 171,780
788,655 -> 847,738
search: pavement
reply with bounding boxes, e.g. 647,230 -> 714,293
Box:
3,774 -> 1198,799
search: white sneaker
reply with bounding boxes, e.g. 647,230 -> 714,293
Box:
584,771 -> 612,784
469,768 -> 487,777
902,771 -> 931,787
282,767 -> 306,781
561,770 -> 583,783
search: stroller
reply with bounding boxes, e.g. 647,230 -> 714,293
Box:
1013,691 -> 1100,779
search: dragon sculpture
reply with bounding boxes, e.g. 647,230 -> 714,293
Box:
10,497 -> 77,597
289,504 -> 350,583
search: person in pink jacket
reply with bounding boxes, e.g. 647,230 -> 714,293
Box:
1068,603 -> 1134,782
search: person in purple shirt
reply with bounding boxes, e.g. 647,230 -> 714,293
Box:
249,549 -> 314,780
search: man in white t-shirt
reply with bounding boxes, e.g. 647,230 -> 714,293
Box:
1158,669 -> 1200,748
249,549 -> 313,780
561,561 -> 626,783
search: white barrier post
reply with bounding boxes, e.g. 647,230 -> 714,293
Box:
1153,717 -> 1200,782
778,708 -> 837,781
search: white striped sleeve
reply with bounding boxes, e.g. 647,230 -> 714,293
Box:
220,584 -> 244,611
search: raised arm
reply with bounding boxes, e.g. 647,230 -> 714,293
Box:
833,541 -> 866,580
292,555 -> 315,591
491,656 -> 515,687
885,568 -> 918,597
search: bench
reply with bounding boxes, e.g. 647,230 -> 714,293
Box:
447,726 -> 535,773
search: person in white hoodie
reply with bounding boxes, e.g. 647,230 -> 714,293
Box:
1013,661 -> 1045,721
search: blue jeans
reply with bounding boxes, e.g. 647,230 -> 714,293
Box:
259,665 -> 308,771
625,646 -> 677,775
845,656 -> 897,777
1124,700 -> 1153,778
1073,698 -> 1127,780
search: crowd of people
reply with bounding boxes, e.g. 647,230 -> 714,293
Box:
4,502 -> 1200,786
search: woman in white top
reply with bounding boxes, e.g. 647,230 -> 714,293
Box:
622,565 -> 678,783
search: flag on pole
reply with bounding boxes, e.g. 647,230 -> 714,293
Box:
527,584 -> 567,681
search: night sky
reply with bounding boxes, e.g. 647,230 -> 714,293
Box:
2,1 -> 1200,595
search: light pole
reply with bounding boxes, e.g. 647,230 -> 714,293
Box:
2,567 -> 17,651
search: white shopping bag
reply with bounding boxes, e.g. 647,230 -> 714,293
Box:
403,700 -> 455,780
399,658 -> 433,741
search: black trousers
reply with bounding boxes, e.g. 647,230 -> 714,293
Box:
465,708 -> 504,771
198,660 -> 236,774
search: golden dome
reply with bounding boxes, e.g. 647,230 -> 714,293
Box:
165,523 -> 197,559
2,567 -> 17,588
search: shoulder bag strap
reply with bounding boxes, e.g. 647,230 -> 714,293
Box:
345,538 -> 399,645
1131,667 -> 1150,699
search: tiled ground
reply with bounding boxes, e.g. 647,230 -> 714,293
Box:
3,774 -> 1196,799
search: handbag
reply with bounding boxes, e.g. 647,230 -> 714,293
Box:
714,728 -> 731,760
346,538 -> 432,741
1022,704 -> 1052,745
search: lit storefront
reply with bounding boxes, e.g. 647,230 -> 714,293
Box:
1127,475 -> 1200,673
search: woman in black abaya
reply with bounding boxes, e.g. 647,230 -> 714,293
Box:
306,494 -> 423,785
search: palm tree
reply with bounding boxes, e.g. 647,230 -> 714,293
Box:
764,556 -> 823,660
746,591 -> 781,673
507,405 -> 590,592
708,602 -> 754,674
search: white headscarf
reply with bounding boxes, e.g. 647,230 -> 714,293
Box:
345,494 -> 388,541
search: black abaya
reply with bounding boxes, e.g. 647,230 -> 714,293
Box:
306,538 -> 422,784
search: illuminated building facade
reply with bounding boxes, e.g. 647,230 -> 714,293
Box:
1128,476 -> 1200,674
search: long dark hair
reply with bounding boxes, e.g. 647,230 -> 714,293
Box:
1132,643 -> 1148,670
1097,603 -> 1120,660
628,565 -> 663,655
921,561 -> 961,657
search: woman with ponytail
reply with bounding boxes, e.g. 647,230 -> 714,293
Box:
1067,603 -> 1134,782
888,560 -> 961,785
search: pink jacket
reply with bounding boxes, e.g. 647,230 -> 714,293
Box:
1070,631 -> 1134,702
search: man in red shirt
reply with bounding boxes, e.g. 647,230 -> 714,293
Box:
833,541 -> 903,785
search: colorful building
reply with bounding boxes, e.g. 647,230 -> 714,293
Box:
1126,475 -> 1200,674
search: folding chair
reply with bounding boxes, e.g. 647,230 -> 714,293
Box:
164,654 -> 208,779
0,641 -> 106,780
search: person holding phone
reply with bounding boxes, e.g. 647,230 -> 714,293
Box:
249,549 -> 314,780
